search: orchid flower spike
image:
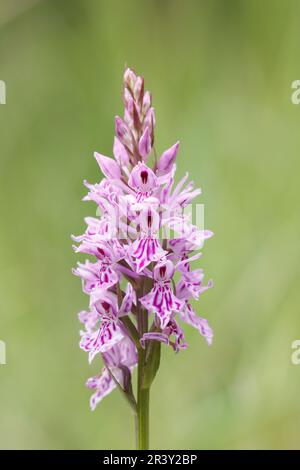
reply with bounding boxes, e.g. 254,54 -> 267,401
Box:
72,67 -> 213,450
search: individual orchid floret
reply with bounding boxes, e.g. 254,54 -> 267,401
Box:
80,315 -> 123,363
140,260 -> 182,328
160,172 -> 202,214
82,179 -> 121,207
130,206 -> 167,273
80,298 -> 123,363
80,290 -> 125,362
176,267 -> 213,301
87,337 -> 137,410
73,237 -> 124,264
72,240 -> 124,292
73,258 -> 119,293
89,288 -> 119,315
128,162 -> 158,200
79,282 -> 137,361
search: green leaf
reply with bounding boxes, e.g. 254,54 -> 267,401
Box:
107,366 -> 137,413
142,339 -> 161,389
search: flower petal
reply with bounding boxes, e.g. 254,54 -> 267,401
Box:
138,127 -> 152,161
94,152 -> 121,179
179,304 -> 213,345
157,141 -> 179,174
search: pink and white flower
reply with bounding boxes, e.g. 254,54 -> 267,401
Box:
87,337 -> 137,410
128,162 -> 158,201
73,67 -> 213,410
130,206 -> 167,273
140,260 -> 182,328
72,240 -> 123,292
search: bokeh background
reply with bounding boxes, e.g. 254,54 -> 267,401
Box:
1,0 -> 300,449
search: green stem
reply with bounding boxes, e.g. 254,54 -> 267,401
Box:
120,316 -> 141,351
136,280 -> 150,450
137,348 -> 150,450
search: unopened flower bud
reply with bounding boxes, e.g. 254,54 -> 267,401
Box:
123,87 -> 132,107
157,141 -> 180,173
123,67 -> 137,91
143,107 -> 156,145
138,127 -> 152,161
113,137 -> 129,166
142,91 -> 151,115
133,76 -> 144,104
115,116 -> 132,148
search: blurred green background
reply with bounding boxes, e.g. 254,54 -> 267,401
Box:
1,0 -> 300,449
